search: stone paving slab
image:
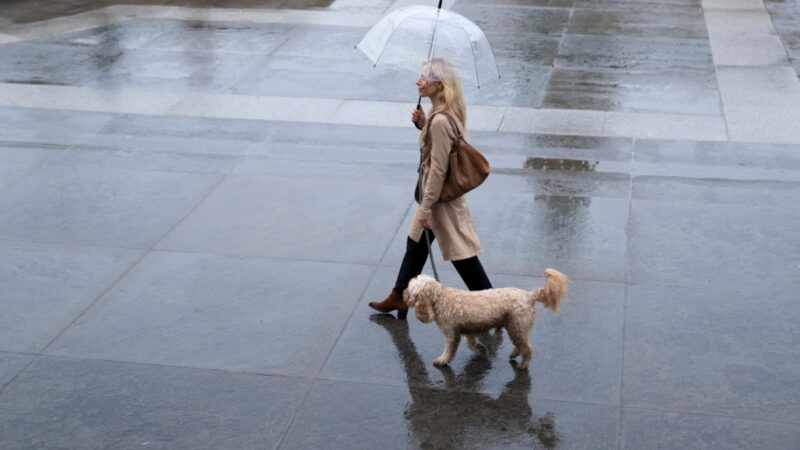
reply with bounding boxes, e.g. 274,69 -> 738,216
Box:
715,66 -> 800,108
0,241 -> 144,353
628,199 -> 800,290
0,84 -> 185,115
281,378 -> 621,450
97,112 -> 278,142
0,353 -> 34,387
623,284 -> 800,423
556,34 -> 715,73
169,92 -> 343,123
703,0 -> 765,9
710,33 -> 789,66
601,110 -> 727,141
155,175 -> 411,263
500,107 -> 607,136
572,0 -> 702,13
765,0 -> 800,76
501,107 -> 729,141
622,408 -> 800,449
704,8 -> 777,35
490,31 -> 560,67
452,4 -> 571,36
146,20 -> 292,54
272,25 -> 366,60
0,165 -> 221,248
724,104 -> 800,143
0,41 -> 116,86
46,143 -> 248,175
230,54 -> 410,102
567,8 -> 706,39
33,18 -> 181,49
0,356 -> 312,450
633,139 -> 800,182
265,119 -> 414,151
542,68 -> 721,115
0,107 -> 117,146
90,48 -> 263,93
45,251 -> 375,377
704,0 -> 800,144
0,33 -> 20,44
467,63 -> 551,107
0,141 -> 67,190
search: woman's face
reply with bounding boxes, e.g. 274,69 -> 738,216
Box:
417,66 -> 442,98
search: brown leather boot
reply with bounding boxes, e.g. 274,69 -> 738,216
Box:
368,289 -> 408,320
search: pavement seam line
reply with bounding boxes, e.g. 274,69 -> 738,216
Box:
271,202 -> 414,448
312,199 -> 416,380
30,173 -> 226,358
0,355 -> 42,398
33,249 -> 150,355
700,5 -> 733,142
0,110 -> 117,193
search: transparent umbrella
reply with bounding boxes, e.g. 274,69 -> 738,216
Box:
356,2 -> 500,103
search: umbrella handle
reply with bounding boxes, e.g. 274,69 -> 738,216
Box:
414,99 -> 423,130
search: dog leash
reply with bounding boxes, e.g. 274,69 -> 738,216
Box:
417,159 -> 441,282
424,228 -> 440,282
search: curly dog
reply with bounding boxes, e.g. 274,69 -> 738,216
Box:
404,269 -> 569,370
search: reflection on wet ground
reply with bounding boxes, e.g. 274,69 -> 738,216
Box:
371,315 -> 561,449
765,0 -> 800,76
524,157 -> 599,172
1,0 -> 800,449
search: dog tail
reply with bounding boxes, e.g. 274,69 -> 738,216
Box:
531,269 -> 569,313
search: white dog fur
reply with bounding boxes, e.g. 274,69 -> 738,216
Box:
404,269 -> 569,370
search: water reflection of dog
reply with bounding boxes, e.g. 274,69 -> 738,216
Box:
370,315 -> 560,449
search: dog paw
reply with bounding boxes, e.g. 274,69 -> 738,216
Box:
433,357 -> 450,366
514,362 -> 529,371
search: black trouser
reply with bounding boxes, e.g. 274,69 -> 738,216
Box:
394,230 -> 492,294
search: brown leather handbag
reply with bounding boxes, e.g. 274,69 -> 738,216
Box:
415,112 -> 490,203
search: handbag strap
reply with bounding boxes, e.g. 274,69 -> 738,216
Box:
422,111 -> 463,150
424,229 -> 439,282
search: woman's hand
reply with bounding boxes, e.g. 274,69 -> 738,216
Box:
412,107 -> 426,130
418,208 -> 432,229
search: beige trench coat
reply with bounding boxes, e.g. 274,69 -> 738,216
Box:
409,113 -> 483,261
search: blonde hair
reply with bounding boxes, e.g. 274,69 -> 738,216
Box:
425,58 -> 467,132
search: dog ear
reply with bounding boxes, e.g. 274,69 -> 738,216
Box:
414,276 -> 441,323
407,276 -> 439,323
404,276 -> 422,307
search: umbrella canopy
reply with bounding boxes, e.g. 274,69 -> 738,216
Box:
356,5 -> 500,88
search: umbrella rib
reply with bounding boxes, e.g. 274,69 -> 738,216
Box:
459,26 -> 481,89
371,13 -> 424,68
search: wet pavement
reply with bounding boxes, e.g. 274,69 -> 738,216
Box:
1,0 -> 799,449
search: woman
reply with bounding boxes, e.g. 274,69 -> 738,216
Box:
369,58 -> 493,319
